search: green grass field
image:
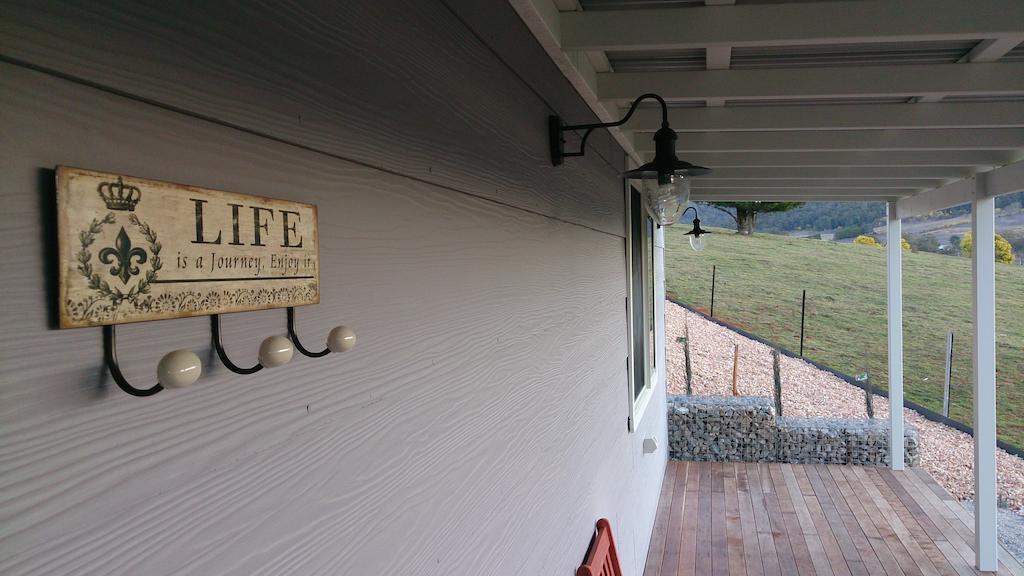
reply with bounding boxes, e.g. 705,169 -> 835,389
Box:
664,226 -> 1024,447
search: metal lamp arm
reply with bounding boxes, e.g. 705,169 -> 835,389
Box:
557,93 -> 669,159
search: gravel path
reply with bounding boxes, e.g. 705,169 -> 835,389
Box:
963,501 -> 1024,561
665,301 -> 1024,510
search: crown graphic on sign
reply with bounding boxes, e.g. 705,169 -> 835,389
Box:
97,177 -> 141,211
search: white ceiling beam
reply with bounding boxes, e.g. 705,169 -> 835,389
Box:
911,37 -> 1022,103
893,178 -> 975,218
980,155 -> 1024,196
695,179 -> 946,189
961,36 -> 1024,62
635,128 -> 1024,153
694,188 -> 918,195
703,167 -> 972,179
508,0 -> 641,164
657,150 -> 1022,167
691,189 -> 907,201
894,159 -> 1024,218
704,45 -> 731,107
702,0 -> 733,106
598,62 -> 1024,102
705,46 -> 731,70
627,102 -> 1024,133
561,0 -> 1024,51
694,188 -> 913,196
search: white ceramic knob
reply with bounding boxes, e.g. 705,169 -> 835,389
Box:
259,335 -> 294,367
157,350 -> 202,389
327,326 -> 356,353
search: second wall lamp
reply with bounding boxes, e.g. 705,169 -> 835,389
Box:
549,93 -> 711,226
680,206 -> 709,252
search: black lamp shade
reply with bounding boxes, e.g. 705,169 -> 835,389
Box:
621,159 -> 711,179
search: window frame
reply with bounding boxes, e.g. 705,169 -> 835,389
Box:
626,185 -> 661,432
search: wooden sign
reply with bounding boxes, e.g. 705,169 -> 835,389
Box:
57,167 -> 319,328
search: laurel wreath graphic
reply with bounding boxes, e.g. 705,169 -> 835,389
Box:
127,213 -> 163,297
67,208 -> 317,325
76,211 -> 162,309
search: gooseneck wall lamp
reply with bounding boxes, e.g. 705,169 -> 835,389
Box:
680,206 -> 709,252
549,93 -> 711,226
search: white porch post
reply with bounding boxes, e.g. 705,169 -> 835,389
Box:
972,182 -> 998,572
887,201 -> 904,470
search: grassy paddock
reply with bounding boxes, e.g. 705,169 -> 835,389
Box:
665,226 -> 1024,447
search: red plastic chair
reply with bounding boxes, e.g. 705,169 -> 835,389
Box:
576,518 -> 622,576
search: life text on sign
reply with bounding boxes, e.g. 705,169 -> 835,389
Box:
57,167 -> 320,328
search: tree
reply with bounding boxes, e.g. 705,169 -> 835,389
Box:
960,232 -> 1015,263
908,233 -> 940,254
708,202 -> 805,235
854,235 -> 880,247
901,237 -> 912,251
948,234 -> 962,255
835,224 -> 868,240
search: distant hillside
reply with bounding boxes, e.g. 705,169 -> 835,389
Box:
693,191 -> 1024,237
693,201 -> 885,234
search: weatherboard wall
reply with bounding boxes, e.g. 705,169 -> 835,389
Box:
0,2 -> 667,576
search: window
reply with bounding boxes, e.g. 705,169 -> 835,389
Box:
646,215 -> 656,381
628,186 -> 659,431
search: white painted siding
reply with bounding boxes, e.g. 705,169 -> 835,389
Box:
0,1 -> 667,575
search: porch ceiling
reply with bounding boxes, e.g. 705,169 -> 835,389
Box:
510,0 -> 1024,211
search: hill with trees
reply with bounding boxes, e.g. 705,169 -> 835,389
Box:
693,200 -> 885,234
691,191 -> 1024,239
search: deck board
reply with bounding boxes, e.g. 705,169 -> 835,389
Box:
646,460 -> 679,576
724,464 -> 749,576
828,465 -> 906,576
644,462 -> 1022,576
838,466 -> 920,576
736,464 -> 767,576
698,462 -> 715,574
792,465 -> 852,576
748,463 -> 784,576
679,461 -> 700,575
771,464 -> 818,576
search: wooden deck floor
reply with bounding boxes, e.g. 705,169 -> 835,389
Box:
644,461 -> 1024,576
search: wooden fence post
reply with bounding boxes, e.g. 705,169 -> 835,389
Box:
943,331 -> 954,418
732,343 -> 740,396
799,289 -> 807,357
684,322 -> 693,395
772,349 -> 782,417
864,373 -> 875,419
710,265 -> 716,318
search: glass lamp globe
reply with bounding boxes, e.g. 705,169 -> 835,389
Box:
684,216 -> 709,252
642,173 -> 690,226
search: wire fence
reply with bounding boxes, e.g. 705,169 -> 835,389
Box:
666,261 -> 1023,457
669,297 -> 1024,459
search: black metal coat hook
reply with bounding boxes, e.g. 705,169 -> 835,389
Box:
102,308 -> 346,397
211,314 -> 264,375
103,324 -> 165,397
287,306 -> 330,358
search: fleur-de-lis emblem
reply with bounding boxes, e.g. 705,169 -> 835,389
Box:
98,227 -> 149,285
